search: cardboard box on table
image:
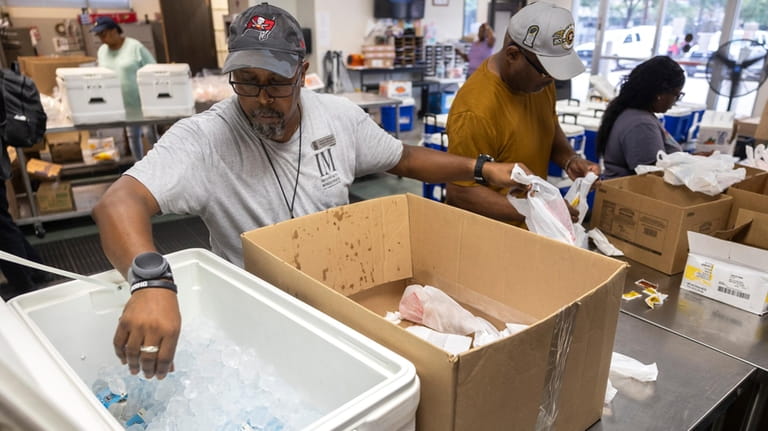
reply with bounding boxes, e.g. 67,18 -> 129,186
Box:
35,181 -> 73,214
17,55 -> 96,96
727,170 -> 768,225
241,194 -> 629,431
681,209 -> 768,315
590,174 -> 732,275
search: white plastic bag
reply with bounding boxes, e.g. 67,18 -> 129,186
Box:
587,228 -> 624,256
564,172 -> 599,225
508,165 -> 577,245
399,284 -> 496,335
610,352 -> 658,382
743,144 -> 768,171
636,151 -> 745,196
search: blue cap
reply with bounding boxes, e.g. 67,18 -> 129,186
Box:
90,16 -> 122,34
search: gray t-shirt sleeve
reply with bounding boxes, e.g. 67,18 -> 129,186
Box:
125,118 -> 210,216
331,97 -> 402,177
619,121 -> 665,170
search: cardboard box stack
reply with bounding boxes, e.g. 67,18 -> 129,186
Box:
18,55 -> 96,96
242,194 -> 628,431
591,174 -> 732,274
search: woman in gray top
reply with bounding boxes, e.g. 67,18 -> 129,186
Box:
597,56 -> 686,178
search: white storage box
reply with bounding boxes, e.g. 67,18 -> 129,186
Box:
0,249 -> 419,430
56,66 -> 125,124
137,63 -> 195,118
379,80 -> 412,99
681,209 -> 768,315
696,110 -> 735,154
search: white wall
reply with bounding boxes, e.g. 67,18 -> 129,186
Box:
424,1 -> 464,42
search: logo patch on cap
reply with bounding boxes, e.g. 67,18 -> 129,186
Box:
552,24 -> 575,50
522,25 -> 540,49
245,15 -> 276,40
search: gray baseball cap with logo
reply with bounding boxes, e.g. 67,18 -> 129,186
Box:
222,2 -> 306,78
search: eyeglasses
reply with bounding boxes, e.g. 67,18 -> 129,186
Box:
512,43 -> 550,77
229,73 -> 301,98
675,91 -> 685,101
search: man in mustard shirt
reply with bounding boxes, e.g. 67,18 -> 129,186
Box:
446,2 -> 599,223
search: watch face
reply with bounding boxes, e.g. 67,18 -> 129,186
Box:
133,252 -> 168,279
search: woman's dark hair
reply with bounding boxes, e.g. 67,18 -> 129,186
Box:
596,56 -> 685,157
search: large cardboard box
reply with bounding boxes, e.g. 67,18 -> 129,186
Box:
591,174 -> 732,274
681,209 -> 768,315
18,55 -> 96,96
727,171 -> 768,225
35,181 -> 73,214
242,194 -> 628,431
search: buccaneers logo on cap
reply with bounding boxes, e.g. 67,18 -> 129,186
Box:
552,24 -> 575,50
245,15 -> 276,40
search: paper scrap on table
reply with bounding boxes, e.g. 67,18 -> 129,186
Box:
610,352 -> 658,382
588,228 -> 624,256
406,326 -> 472,355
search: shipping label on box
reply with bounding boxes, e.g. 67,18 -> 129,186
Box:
242,194 -> 628,431
681,209 -> 768,315
591,174 -> 732,274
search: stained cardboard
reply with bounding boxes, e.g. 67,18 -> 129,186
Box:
242,194 -> 628,431
35,181 -> 73,214
590,174 -> 732,274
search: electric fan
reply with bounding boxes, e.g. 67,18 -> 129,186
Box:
706,39 -> 768,111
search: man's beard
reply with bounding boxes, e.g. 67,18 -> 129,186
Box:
249,107 -> 286,140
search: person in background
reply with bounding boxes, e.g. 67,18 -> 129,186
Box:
597,56 -> 686,179
456,23 -> 496,77
91,16 -> 156,161
446,2 -> 599,224
92,3 -> 532,380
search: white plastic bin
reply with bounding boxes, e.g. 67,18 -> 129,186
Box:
137,63 -> 195,118
1,249 -> 419,431
56,66 -> 125,124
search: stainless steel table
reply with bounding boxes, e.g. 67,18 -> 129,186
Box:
616,259 -> 768,430
619,260 -> 768,371
591,313 -> 756,430
335,92 -> 403,138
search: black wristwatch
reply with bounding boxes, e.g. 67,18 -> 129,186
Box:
474,154 -> 495,185
127,251 -> 177,294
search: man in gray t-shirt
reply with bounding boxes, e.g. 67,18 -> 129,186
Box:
92,3 -> 530,380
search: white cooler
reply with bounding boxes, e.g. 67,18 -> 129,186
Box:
0,249 -> 419,431
137,63 -> 195,118
56,67 -> 125,125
